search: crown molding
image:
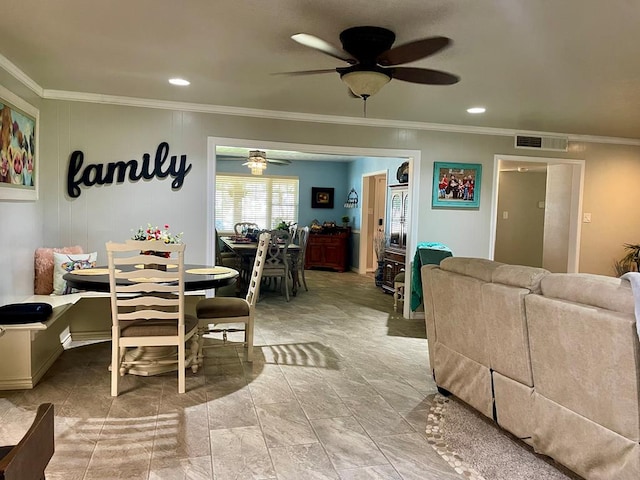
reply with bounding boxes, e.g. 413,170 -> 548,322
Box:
44,89 -> 640,146
1,51 -> 637,146
0,53 -> 43,97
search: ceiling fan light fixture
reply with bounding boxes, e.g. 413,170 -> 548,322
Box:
341,70 -> 391,98
243,150 -> 267,175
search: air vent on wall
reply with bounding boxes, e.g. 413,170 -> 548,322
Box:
515,134 -> 568,152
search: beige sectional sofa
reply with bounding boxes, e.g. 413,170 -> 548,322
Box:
421,257 -> 640,480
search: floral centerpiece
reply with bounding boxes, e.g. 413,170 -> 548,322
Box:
131,223 -> 183,258
275,219 -> 296,232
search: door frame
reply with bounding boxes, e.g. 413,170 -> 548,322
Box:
360,170 -> 388,274
489,153 -> 585,272
207,136 -> 420,319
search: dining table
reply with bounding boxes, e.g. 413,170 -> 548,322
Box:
64,263 -> 239,376
221,236 -> 302,295
64,263 -> 238,293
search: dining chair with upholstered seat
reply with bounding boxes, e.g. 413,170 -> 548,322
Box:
0,403 -> 54,480
293,226 -> 310,292
195,232 -> 270,362
106,239 -> 198,396
215,228 -> 239,267
233,222 -> 260,237
261,229 -> 291,301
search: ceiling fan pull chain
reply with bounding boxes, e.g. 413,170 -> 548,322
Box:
363,95 -> 368,118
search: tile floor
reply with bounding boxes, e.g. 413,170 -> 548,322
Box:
0,270 -> 531,479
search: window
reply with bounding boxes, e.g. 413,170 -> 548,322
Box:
215,174 -> 299,232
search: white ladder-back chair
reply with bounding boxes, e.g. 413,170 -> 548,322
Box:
106,239 -> 198,396
196,232 -> 270,362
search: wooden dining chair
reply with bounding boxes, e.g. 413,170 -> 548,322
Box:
215,228 -> 239,267
0,403 -> 54,480
106,239 -> 198,396
292,226 -> 310,292
233,222 -> 259,237
195,232 -> 270,362
261,229 -> 292,301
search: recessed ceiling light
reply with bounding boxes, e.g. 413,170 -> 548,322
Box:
467,107 -> 486,114
169,78 -> 190,86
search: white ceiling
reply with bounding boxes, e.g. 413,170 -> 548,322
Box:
2,0 -> 640,140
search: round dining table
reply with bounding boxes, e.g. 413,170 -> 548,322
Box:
63,264 -> 239,376
64,264 -> 238,292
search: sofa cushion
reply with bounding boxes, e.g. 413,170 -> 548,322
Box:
429,267 -> 490,365
52,251 -> 97,295
482,283 -> 534,385
540,273 -> 634,314
439,257 -> 502,283
492,264 -> 549,294
34,246 -> 84,295
533,393 -> 640,480
527,293 -> 639,441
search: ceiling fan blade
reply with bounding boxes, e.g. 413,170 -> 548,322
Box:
392,67 -> 459,85
272,68 -> 337,76
291,33 -> 356,63
267,158 -> 292,165
377,36 -> 451,66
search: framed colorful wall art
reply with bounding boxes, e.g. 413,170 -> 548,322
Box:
0,85 -> 39,201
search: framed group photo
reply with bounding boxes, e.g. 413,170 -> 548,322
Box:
432,162 -> 482,208
0,85 -> 39,201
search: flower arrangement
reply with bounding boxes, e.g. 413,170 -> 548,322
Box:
131,223 -> 183,244
275,219 -> 296,232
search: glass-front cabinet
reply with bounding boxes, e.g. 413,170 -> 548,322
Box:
388,184 -> 409,249
382,183 -> 408,293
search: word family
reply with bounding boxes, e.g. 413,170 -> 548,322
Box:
67,142 -> 192,198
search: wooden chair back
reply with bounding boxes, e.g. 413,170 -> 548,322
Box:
262,229 -> 291,301
0,403 -> 54,480
296,226 -> 310,264
106,239 -> 194,395
234,222 -> 259,236
246,232 -> 270,307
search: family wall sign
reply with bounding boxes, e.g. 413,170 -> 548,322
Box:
67,142 -> 192,198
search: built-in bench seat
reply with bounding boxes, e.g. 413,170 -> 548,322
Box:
1,290 -> 205,390
0,292 -> 111,390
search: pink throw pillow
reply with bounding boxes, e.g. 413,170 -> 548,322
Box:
34,246 -> 84,295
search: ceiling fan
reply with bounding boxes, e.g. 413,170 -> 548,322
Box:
217,149 -> 292,175
287,26 -> 460,100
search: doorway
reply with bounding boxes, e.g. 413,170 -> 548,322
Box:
360,172 -> 388,273
207,136 -> 421,319
490,154 -> 585,273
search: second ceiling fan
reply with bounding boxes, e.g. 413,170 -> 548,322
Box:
288,26 -> 460,100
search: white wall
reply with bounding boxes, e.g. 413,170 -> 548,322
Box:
543,164 -> 574,272
38,101 -> 522,266
3,87 -> 640,306
494,171 -> 546,267
0,77 -> 43,304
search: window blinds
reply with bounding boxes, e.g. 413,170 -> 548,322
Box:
215,174 -> 299,233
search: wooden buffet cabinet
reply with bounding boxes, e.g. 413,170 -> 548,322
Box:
381,184 -> 408,293
305,228 -> 350,272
